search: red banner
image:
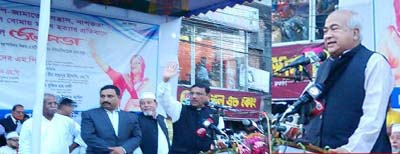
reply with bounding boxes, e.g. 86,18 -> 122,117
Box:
272,43 -> 322,99
177,86 -> 263,119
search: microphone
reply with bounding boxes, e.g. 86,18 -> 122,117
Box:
242,119 -> 264,133
309,99 -> 325,118
277,50 -> 329,73
207,101 -> 236,111
196,128 -> 207,137
202,118 -> 227,136
280,83 -> 323,121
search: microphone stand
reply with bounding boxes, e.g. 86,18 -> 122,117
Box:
301,65 -> 312,81
294,66 -> 301,82
261,112 -> 273,154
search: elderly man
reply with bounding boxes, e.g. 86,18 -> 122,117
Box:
312,9 -> 393,152
0,131 -> 19,154
136,92 -> 170,154
391,124 -> 400,153
19,93 -> 83,154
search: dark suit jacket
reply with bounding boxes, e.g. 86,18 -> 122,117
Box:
138,113 -> 170,154
0,115 -> 29,146
81,108 -> 142,154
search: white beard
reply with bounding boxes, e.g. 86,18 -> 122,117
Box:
393,147 -> 400,153
143,111 -> 154,116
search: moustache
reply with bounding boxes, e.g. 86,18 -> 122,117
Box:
101,101 -> 111,105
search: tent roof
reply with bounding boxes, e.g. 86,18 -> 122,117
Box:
83,0 -> 253,17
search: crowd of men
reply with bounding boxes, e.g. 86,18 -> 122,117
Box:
0,8 -> 400,154
0,62 -> 222,154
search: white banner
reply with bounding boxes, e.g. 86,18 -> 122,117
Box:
0,0 -> 175,112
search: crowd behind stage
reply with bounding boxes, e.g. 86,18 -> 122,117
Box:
1,8 -> 400,154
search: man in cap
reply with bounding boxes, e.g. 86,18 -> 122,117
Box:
391,124 -> 400,153
136,92 -> 170,154
0,131 -> 19,154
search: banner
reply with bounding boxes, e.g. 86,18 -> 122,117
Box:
271,43 -> 322,99
177,86 -> 263,119
374,0 -> 400,109
0,0 -> 163,113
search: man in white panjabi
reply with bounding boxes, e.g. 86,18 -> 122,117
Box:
18,93 -> 83,154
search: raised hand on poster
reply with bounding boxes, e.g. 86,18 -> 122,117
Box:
89,39 -> 97,58
89,39 -> 109,72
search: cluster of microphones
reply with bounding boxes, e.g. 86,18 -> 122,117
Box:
277,50 -> 330,73
272,49 -> 331,140
197,68 -> 328,141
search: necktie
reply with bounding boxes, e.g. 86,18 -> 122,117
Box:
15,120 -> 22,133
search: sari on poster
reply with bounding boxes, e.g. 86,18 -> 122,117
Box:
377,0 -> 400,108
90,40 -> 154,112
0,0 -> 159,111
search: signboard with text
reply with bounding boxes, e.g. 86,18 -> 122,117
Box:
271,43 -> 322,99
177,86 -> 263,119
0,0 -> 171,113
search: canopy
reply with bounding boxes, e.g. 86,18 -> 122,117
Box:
80,0 -> 253,17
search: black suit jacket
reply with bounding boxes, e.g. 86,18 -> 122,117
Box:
0,115 -> 29,146
81,108 -> 142,154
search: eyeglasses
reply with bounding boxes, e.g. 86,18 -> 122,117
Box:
13,111 -> 24,114
189,92 -> 206,96
8,138 -> 18,142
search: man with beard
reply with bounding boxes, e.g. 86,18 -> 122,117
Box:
81,85 -> 141,154
0,131 -> 19,154
19,93 -> 82,154
135,92 -> 170,154
391,124 -> 400,153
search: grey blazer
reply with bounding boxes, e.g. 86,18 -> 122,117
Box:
81,108 -> 141,154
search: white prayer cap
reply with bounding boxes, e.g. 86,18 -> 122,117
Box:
139,92 -> 156,100
6,131 -> 18,139
393,124 -> 400,133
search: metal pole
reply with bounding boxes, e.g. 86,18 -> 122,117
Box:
32,0 -> 51,153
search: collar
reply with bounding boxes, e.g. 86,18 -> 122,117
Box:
10,116 -> 17,124
331,44 -> 361,60
189,105 -> 209,111
104,108 -> 120,114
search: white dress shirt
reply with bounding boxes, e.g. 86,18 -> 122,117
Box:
10,116 -> 21,133
69,121 -> 87,154
19,113 -> 81,154
133,116 -> 170,154
339,53 -> 394,152
157,119 -> 169,154
105,109 -> 119,136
